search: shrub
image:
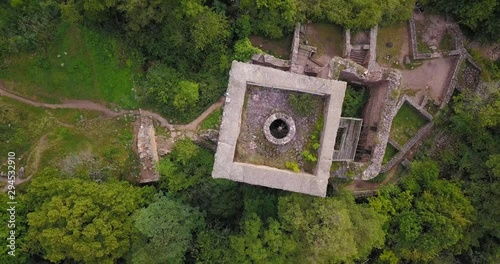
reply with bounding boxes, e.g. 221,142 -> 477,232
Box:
342,85 -> 369,117
233,38 -> 262,62
288,92 -> 317,116
285,161 -> 300,172
301,150 -> 317,162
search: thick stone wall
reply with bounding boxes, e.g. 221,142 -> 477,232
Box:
379,95 -> 433,173
381,122 -> 433,173
290,23 -> 301,73
329,57 -> 403,180
137,111 -> 160,183
368,25 -> 378,70
344,29 -> 351,57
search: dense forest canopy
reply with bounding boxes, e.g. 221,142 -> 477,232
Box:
0,0 -> 499,263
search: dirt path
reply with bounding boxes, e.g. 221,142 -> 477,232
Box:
0,82 -> 124,117
1,135 -> 48,192
0,80 -> 224,131
173,96 -> 225,131
345,165 -> 399,192
0,81 -> 225,192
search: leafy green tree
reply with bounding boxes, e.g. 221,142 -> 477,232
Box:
342,85 -> 368,117
418,89 -> 500,262
194,229 -> 233,263
369,161 -> 474,262
233,38 -> 263,62
238,0 -> 298,38
279,192 -> 386,263
229,213 -> 298,263
158,138 -> 213,192
235,14 -> 252,39
173,80 -> 199,112
424,0 -> 499,40
190,179 -> 243,220
131,193 -> 205,264
0,193 -> 29,263
24,168 -> 148,263
189,6 -> 230,50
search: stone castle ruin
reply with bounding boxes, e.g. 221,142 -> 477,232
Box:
213,23 -> 405,196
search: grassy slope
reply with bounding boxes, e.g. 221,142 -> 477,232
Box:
304,23 -> 344,57
0,23 -> 140,108
0,96 -> 138,181
390,103 -> 429,146
376,22 -> 407,68
200,108 -> 222,130
382,143 -> 399,165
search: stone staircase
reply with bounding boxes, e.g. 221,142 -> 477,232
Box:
349,49 -> 368,66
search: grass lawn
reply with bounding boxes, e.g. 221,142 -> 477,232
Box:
249,35 -> 292,59
389,103 -> 429,146
377,22 -> 407,67
382,143 -> 398,165
304,23 -> 344,57
0,23 -> 141,109
0,96 -> 139,181
439,31 -> 455,51
200,108 -> 222,130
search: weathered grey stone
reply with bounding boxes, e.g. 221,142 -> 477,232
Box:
212,61 -> 347,197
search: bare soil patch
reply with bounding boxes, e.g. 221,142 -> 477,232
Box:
401,56 -> 457,104
250,35 -> 292,59
361,82 -> 388,149
352,31 -> 370,45
303,23 -> 344,58
414,11 -> 455,52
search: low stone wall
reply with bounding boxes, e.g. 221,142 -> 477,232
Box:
440,54 -> 464,107
290,23 -> 301,73
388,139 -> 403,151
381,122 -> 433,173
137,111 -> 160,183
368,25 -> 378,70
408,18 -> 433,60
408,17 -> 461,60
344,29 -> 351,57
379,95 -> 433,173
402,95 -> 433,121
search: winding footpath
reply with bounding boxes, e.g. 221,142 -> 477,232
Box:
0,81 -> 225,192
0,81 -> 225,131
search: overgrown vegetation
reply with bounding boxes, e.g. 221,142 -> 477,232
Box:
0,97 -> 138,181
200,108 -> 223,130
469,48 -> 500,81
0,23 -> 141,108
301,116 -> 324,171
288,91 -> 320,116
376,21 -> 407,67
439,31 -> 455,51
1,1 -> 499,263
285,161 -> 301,172
390,103 -> 429,146
382,143 -> 399,165
342,84 -> 369,117
423,0 -> 500,41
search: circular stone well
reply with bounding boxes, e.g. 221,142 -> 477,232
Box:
264,113 -> 296,145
